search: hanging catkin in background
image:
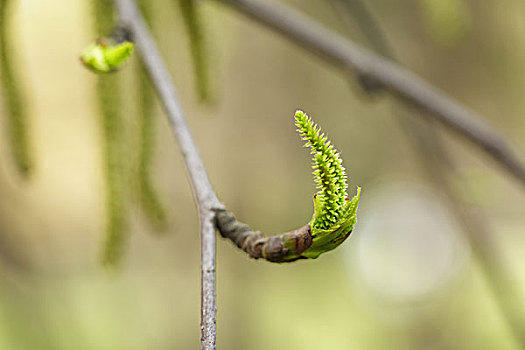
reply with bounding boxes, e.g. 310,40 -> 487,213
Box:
93,0 -> 128,267
137,0 -> 168,231
0,0 -> 33,177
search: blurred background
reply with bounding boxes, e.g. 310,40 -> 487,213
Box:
1,0 -> 525,349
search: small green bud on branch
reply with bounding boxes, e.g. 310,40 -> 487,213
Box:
216,110 -> 360,262
80,38 -> 134,73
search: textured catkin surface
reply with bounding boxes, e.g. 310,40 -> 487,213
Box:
294,111 -> 348,230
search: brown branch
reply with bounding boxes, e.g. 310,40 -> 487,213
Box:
215,209 -> 312,262
216,0 -> 525,188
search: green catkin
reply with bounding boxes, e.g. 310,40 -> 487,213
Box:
215,110 -> 360,261
98,75 -> 126,267
0,0 -> 33,177
295,110 -> 348,230
93,0 -> 127,267
295,110 -> 360,259
137,0 -> 167,230
177,0 -> 211,103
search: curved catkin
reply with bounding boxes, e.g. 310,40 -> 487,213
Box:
176,0 -> 211,103
295,110 -> 348,229
93,0 -> 127,267
0,0 -> 33,177
216,111 -> 359,262
137,0 -> 167,230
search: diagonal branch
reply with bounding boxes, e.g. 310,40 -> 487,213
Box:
111,0 -> 221,348
216,0 -> 525,188
329,0 -> 525,346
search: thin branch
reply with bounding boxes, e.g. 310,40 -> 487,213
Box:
108,0 -> 525,348
111,0 -> 221,348
328,0 -> 525,345
215,209 -> 312,262
216,0 -> 525,188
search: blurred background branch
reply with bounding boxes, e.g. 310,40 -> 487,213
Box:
216,0 -> 525,188
328,0 -> 525,346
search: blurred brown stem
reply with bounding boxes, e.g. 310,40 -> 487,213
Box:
216,0 -> 525,189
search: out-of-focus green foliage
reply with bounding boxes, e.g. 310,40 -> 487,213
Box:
176,0 -> 212,102
0,0 -> 33,176
419,0 -> 472,46
136,0 -> 168,231
92,0 -> 128,268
